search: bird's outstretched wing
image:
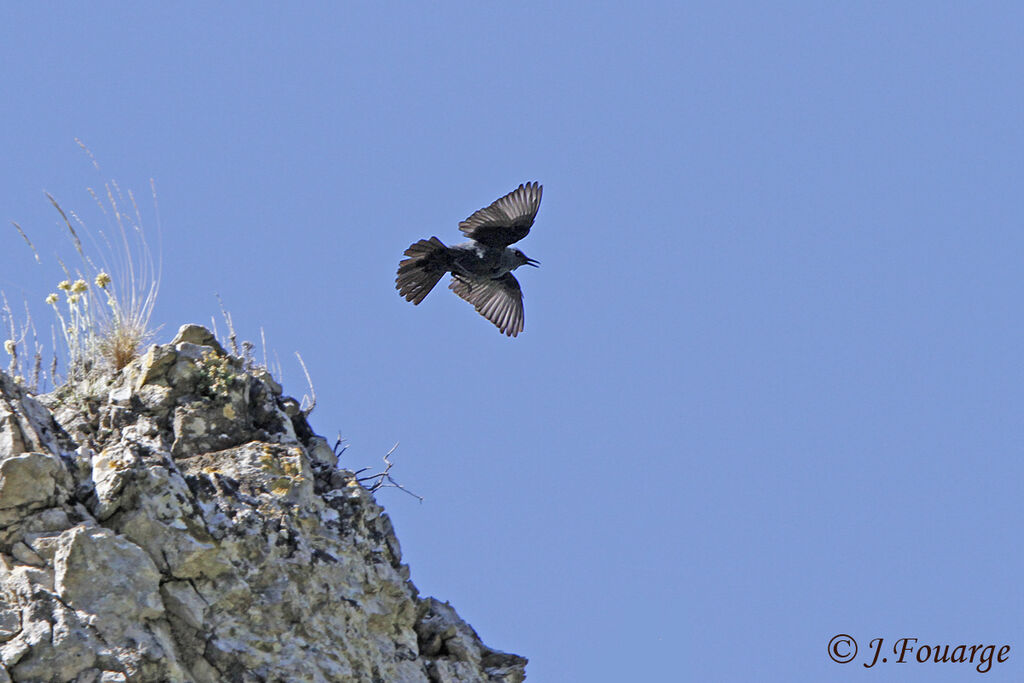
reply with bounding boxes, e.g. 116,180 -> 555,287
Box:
458,182 -> 542,248
449,273 -> 525,337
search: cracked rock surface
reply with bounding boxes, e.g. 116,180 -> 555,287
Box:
0,324 -> 526,682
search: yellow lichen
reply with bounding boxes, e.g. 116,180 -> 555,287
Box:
258,446 -> 306,495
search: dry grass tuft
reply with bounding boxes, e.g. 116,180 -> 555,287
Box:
4,142 -> 161,388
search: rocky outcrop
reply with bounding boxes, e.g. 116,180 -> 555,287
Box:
0,324 -> 526,682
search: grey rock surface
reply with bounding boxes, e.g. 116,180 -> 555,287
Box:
0,325 -> 526,682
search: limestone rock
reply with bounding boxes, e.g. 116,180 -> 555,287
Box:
0,326 -> 526,682
0,453 -> 64,513
169,323 -> 227,356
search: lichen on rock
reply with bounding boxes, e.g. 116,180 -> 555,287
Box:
0,324 -> 526,682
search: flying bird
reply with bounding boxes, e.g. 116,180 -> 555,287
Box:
396,182 -> 542,337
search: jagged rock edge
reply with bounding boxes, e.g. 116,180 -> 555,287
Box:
0,324 -> 526,682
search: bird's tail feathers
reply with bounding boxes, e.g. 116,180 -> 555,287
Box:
396,237 -> 451,305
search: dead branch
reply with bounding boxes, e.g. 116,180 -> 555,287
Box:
296,351 -> 316,416
355,443 -> 423,502
214,293 -> 240,355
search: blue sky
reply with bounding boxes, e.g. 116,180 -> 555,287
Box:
2,3 -> 1022,681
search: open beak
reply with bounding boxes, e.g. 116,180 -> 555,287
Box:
525,257 -> 540,267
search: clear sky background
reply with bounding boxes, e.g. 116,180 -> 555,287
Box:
1,4 -> 1022,681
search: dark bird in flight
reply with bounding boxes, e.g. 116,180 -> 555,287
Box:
396,182 -> 542,337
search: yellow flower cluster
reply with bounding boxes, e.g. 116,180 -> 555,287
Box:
3,340 -> 15,356
95,272 -> 111,288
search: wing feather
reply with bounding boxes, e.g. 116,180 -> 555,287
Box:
458,182 -> 543,248
449,273 -> 525,337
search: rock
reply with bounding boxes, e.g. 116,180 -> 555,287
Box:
54,525 -> 164,622
0,372 -> 69,458
133,344 -> 178,390
307,435 -> 339,467
0,327 -> 526,681
9,541 -> 44,567
253,368 -> 282,396
169,323 -> 227,356
108,384 -> 133,406
0,453 -> 63,511
160,580 -> 206,630
417,599 -> 527,682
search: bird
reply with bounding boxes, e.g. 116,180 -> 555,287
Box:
396,182 -> 542,337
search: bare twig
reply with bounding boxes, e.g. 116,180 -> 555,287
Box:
215,294 -> 240,355
355,443 -> 423,502
260,327 -> 268,370
272,350 -> 283,384
49,326 -> 58,387
333,432 -> 349,459
1,292 -> 18,376
24,300 -> 42,392
295,351 -> 316,416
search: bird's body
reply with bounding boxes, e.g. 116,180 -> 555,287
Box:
449,241 -> 522,279
396,182 -> 542,337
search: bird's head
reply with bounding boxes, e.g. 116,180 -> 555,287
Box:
512,249 -> 540,269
